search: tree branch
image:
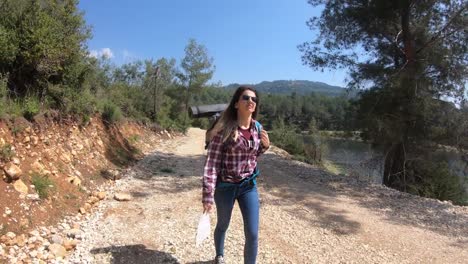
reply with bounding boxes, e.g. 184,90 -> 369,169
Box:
416,4 -> 467,54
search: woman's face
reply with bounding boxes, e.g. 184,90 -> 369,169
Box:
235,89 -> 257,115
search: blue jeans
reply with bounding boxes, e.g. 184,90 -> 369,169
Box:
214,181 -> 259,264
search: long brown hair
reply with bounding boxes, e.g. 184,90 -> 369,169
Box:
211,86 -> 260,143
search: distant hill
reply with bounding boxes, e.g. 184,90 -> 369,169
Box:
224,80 -> 349,97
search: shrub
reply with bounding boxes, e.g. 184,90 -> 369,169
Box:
0,75 -> 7,118
0,144 -> 14,162
23,97 -> 40,121
31,174 -> 55,199
101,101 -> 122,124
407,160 -> 467,205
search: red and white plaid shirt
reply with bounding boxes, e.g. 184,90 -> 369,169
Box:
202,120 -> 267,204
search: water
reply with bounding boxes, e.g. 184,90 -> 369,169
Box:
317,137 -> 467,188
321,137 -> 384,183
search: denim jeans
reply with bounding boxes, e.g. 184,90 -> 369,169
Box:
214,181 -> 259,264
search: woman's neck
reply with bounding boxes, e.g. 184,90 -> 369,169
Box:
237,114 -> 252,129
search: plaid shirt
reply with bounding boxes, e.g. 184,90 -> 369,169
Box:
202,120 -> 267,204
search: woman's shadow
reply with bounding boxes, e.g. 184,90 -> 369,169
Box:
90,244 -> 178,264
90,244 -> 213,264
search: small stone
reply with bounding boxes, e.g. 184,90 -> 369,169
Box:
6,232 -> 16,239
97,192 -> 106,200
114,193 -> 132,201
48,244 -> 66,258
63,239 -> 77,251
51,235 -> 63,245
13,179 -> 29,194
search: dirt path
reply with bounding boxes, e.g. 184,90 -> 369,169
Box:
67,128 -> 468,264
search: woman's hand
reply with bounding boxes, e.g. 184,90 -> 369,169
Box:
260,130 -> 270,149
203,203 -> 213,214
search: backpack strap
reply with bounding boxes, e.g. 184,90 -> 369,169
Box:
254,120 -> 262,138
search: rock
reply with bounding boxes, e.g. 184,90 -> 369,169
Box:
6,232 -> 16,239
51,235 -> 63,245
83,203 -> 92,211
97,192 -> 106,200
4,209 -> 12,217
19,218 -> 29,229
26,194 -> 40,201
79,208 -> 86,214
29,230 -> 40,237
88,196 -> 99,205
66,229 -> 81,239
12,157 -> 21,165
67,176 -> 81,187
29,250 -> 38,258
31,161 -> 45,173
23,136 -> 30,143
63,239 -> 78,251
4,163 -> 22,180
48,244 -> 67,258
16,234 -> 26,247
114,193 -> 132,201
13,179 -> 29,194
60,153 -> 71,164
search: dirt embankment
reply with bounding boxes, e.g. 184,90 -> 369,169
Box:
0,114 -> 175,241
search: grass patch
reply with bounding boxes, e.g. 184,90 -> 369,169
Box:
31,173 -> 55,199
322,159 -> 345,175
0,223 -> 7,236
128,134 -> 140,144
0,143 -> 14,162
64,193 -> 78,200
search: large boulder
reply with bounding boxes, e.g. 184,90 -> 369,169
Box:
4,163 -> 22,180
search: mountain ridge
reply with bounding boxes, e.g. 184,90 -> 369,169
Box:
223,79 -> 347,97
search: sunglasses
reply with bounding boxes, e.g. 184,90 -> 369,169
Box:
241,94 -> 258,103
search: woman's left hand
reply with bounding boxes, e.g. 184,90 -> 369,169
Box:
260,130 -> 270,149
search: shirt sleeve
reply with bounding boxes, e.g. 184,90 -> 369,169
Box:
202,131 -> 224,204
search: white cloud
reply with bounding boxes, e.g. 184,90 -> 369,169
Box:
89,48 -> 114,59
101,48 -> 114,59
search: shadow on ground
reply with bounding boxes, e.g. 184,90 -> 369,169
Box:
259,152 -> 468,239
259,153 -> 362,235
124,142 -> 468,240
90,244 -> 179,264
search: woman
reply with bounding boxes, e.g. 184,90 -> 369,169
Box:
202,86 -> 270,264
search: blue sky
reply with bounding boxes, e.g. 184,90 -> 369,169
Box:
78,0 -> 348,87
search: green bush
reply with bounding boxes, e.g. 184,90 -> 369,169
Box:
0,75 -> 7,118
23,97 -> 40,120
31,174 -> 55,199
101,101 -> 123,124
0,143 -> 14,162
407,160 -> 467,205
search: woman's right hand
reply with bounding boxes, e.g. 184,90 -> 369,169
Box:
203,203 -> 213,214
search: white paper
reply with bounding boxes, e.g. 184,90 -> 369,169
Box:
195,213 -> 210,246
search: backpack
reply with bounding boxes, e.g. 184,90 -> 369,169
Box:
205,120 -> 262,149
